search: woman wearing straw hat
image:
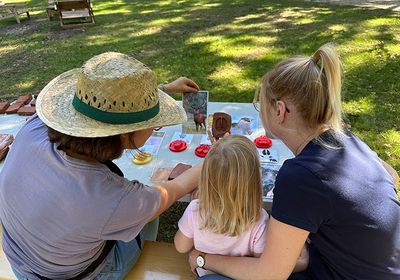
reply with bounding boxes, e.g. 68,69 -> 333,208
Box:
188,44 -> 400,280
0,52 -> 201,280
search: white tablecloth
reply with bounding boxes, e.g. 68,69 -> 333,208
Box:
0,102 -> 294,207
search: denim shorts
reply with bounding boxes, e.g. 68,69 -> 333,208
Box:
12,218 -> 159,280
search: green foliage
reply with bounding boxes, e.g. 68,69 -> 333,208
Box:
0,0 -> 399,194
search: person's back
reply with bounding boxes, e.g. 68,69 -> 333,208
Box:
179,199 -> 268,276
174,135 -> 268,276
0,115 -> 160,279
273,130 -> 400,279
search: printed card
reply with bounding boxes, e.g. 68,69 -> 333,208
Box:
182,90 -> 208,134
261,162 -> 281,200
171,132 -> 194,144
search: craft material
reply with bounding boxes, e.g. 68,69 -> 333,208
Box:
169,140 -> 187,152
132,151 -> 152,165
0,102 -> 10,114
16,95 -> 32,105
168,163 -> 192,180
17,106 -> 36,116
254,136 -> 272,148
212,112 -> 231,139
195,144 -> 211,158
5,103 -> 24,114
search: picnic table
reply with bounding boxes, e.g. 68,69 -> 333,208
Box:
0,101 -> 294,279
0,1 -> 30,24
0,102 -> 294,208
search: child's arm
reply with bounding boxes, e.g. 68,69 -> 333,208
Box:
174,229 -> 194,253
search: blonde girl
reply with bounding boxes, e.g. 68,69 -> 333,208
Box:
174,135 -> 268,276
174,135 -> 308,277
189,44 -> 400,280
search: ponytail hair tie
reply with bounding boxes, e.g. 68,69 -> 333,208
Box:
311,50 -> 321,63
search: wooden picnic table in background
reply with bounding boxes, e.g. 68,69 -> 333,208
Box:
0,1 -> 30,24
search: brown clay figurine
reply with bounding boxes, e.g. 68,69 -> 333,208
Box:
212,112 -> 231,139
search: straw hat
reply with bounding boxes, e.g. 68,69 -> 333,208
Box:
36,52 -> 187,137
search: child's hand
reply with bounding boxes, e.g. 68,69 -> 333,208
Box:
191,188 -> 199,200
207,129 -> 230,145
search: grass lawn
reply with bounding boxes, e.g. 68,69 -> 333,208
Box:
1,0 -> 399,240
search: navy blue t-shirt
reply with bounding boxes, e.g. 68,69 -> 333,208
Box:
272,131 -> 400,280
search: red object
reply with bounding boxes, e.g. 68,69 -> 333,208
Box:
0,102 -> 10,114
5,103 -> 24,114
254,136 -> 272,148
16,95 -> 33,105
17,106 -> 36,116
169,140 -> 187,152
195,144 -> 211,158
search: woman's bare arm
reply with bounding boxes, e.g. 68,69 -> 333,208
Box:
380,159 -> 399,185
189,216 -> 309,280
150,164 -> 202,221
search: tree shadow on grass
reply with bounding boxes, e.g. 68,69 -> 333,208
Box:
0,0 -> 399,132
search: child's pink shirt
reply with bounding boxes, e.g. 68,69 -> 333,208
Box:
178,199 -> 269,276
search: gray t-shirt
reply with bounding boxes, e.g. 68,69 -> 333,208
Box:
0,115 -> 160,279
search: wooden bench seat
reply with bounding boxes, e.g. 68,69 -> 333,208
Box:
125,241 -> 194,280
0,1 -> 30,24
0,227 -> 16,280
56,0 -> 95,28
0,225 -> 193,280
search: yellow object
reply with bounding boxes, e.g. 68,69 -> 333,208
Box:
132,151 -> 152,165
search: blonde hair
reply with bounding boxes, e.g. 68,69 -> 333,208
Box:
259,43 -> 344,141
199,135 -> 263,236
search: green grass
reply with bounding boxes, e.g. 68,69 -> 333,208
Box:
1,0 -> 399,192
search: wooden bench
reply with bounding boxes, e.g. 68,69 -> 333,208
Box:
0,225 -> 193,280
45,0 -> 58,20
56,0 -> 95,28
125,241 -> 194,280
0,1 -> 30,24
0,227 -> 16,280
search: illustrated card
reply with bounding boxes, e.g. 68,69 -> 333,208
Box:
258,148 -> 279,163
182,90 -> 208,134
260,162 -> 281,200
230,115 -> 258,136
200,134 -> 212,145
171,132 -> 194,144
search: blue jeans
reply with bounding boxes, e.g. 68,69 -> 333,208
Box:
12,218 -> 159,280
197,275 -> 232,280
197,271 -> 310,280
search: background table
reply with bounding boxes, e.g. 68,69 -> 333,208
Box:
0,102 -> 294,207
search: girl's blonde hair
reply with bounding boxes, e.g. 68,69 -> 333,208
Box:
199,135 -> 263,236
259,43 -> 344,141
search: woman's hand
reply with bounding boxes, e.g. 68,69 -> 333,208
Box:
189,249 -> 203,275
163,77 -> 199,94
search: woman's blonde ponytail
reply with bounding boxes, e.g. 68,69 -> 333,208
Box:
260,43 -> 344,144
312,44 -> 343,134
